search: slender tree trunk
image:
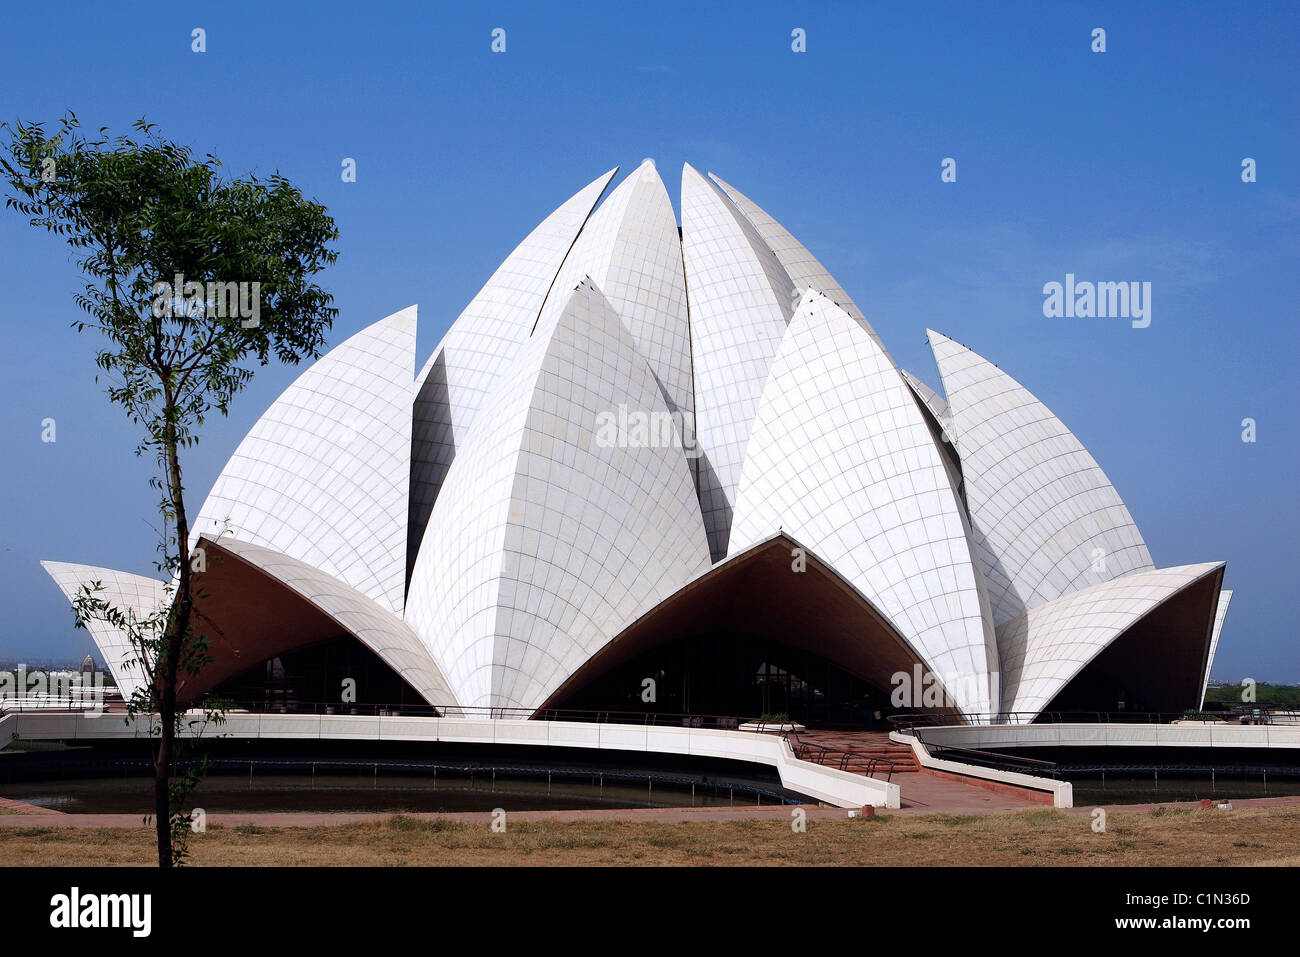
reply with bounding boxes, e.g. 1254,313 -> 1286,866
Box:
154,620 -> 183,865
155,396 -> 191,867
154,695 -> 172,866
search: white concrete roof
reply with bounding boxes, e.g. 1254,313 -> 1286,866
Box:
996,563 -> 1223,717
531,160 -> 694,440
707,171 -> 889,357
729,292 -> 998,716
40,561 -> 167,699
407,169 -> 617,581
1200,589 -> 1233,708
929,329 -> 1155,627
192,308 -> 417,615
207,537 -> 459,707
405,279 -> 711,709
680,163 -> 794,560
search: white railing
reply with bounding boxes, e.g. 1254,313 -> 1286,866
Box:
0,695 -> 109,714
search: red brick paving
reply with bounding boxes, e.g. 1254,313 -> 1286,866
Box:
893,771 -> 1043,812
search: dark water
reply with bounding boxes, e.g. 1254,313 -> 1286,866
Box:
1070,773 -> 1300,806
2,772 -> 784,814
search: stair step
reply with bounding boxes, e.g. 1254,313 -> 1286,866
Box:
780,729 -> 922,776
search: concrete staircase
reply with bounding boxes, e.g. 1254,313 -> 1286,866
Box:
840,742 -> 920,775
781,729 -> 920,776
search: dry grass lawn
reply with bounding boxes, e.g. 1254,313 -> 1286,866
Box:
1,805 -> 1298,866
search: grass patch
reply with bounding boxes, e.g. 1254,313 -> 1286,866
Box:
234,824 -> 275,836
0,805 -> 1297,866
385,814 -> 467,834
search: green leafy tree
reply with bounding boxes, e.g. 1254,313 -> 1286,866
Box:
2,114 -> 339,865
1204,682 -> 1300,711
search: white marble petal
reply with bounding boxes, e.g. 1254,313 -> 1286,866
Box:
193,308 -> 417,615
708,171 -> 889,355
41,561 -> 167,699
681,163 -> 794,560
208,537 -> 459,707
929,329 -> 1154,626
405,280 -> 711,710
532,159 -> 694,446
729,292 -> 999,717
997,563 -> 1224,718
407,169 -> 618,582
1200,589 -> 1233,709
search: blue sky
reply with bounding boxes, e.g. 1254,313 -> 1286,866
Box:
0,1 -> 1295,681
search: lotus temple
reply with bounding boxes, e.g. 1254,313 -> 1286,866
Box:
42,160 -> 1232,730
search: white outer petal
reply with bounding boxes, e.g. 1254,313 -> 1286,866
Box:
406,280 -> 711,709
193,307 -> 417,615
996,562 -> 1224,718
929,329 -> 1154,626
208,537 -> 459,707
1200,589 -> 1233,709
41,561 -> 167,698
729,293 -> 998,717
